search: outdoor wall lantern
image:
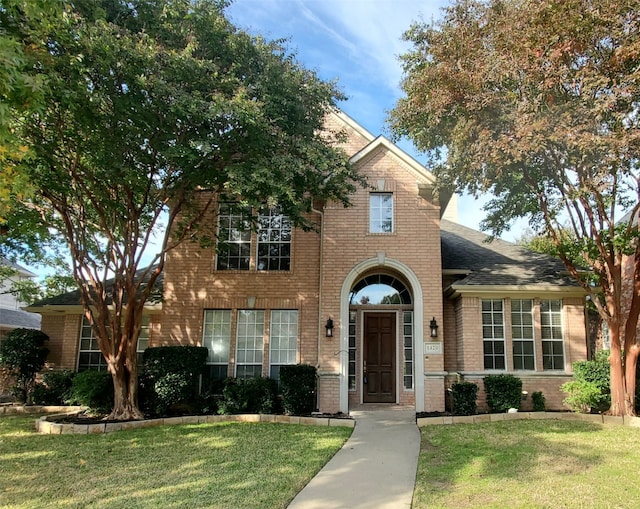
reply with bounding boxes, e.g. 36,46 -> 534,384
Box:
325,317 -> 334,338
430,317 -> 439,338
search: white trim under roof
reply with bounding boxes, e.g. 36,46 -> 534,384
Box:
446,284 -> 586,299
329,109 -> 376,143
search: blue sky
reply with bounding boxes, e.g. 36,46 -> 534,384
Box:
225,0 -> 518,238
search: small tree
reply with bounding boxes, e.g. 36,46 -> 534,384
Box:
0,328 -> 49,403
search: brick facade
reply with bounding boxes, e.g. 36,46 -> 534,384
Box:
32,111 -> 588,414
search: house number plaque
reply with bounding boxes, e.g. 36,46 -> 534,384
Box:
424,342 -> 443,355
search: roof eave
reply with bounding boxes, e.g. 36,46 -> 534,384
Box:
446,284 -> 587,299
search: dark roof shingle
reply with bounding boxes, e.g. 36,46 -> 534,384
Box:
440,220 -> 579,288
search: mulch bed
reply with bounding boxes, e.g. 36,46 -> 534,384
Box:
49,410 -> 353,425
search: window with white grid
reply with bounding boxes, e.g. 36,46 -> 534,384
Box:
257,208 -> 291,271
369,193 -> 393,233
78,315 -> 149,371
482,299 -> 506,370
348,311 -> 357,391
403,311 -> 414,390
269,310 -> 298,380
216,203 -> 251,270
511,299 -> 535,370
202,310 -> 231,379
235,310 -> 264,378
541,299 -> 565,370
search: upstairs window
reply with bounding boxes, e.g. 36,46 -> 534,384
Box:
370,193 -> 393,233
257,208 -> 291,271
216,203 -> 251,270
216,203 -> 291,271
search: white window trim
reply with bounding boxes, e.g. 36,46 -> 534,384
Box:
369,192 -> 394,234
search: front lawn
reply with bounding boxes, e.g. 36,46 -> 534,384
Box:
414,420 -> 640,509
0,415 -> 351,509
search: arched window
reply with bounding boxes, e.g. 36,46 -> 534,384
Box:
349,274 -> 412,305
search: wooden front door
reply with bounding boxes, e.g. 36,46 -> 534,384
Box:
363,313 -> 396,403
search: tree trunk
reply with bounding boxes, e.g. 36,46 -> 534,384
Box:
107,355 -> 144,421
624,345 -> 639,417
609,335 -> 626,416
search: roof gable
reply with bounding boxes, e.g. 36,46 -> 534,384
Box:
349,135 -> 436,187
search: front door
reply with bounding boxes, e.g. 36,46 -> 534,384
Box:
363,313 -> 396,403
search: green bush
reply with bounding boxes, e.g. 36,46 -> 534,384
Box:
451,382 -> 478,416
32,370 -> 75,405
152,372 -> 194,414
141,346 -> 208,416
562,351 -> 610,413
531,391 -> 546,411
562,380 -> 608,413
280,364 -> 317,415
483,374 -> 522,413
0,328 -> 49,403
143,346 -> 209,379
66,370 -> 114,413
218,377 -> 277,415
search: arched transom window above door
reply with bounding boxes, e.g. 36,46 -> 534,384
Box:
349,274 -> 412,305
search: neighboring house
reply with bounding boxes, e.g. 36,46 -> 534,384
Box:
27,111 -> 588,413
0,258 -> 42,339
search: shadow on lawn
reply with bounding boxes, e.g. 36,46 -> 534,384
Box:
415,419 -> 605,505
0,416 -> 350,509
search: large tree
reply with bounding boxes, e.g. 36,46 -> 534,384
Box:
390,0 -> 640,415
3,0 -> 363,420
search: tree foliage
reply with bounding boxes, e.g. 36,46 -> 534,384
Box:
391,0 -> 640,415
0,328 -> 49,403
2,0 -> 363,419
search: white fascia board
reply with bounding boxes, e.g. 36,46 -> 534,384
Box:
330,109 -> 376,143
447,284 -> 587,299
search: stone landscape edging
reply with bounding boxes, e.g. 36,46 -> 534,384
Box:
417,411 -> 640,428
35,412 -> 355,434
1,405 -> 85,415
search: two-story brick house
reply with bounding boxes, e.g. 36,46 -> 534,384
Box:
29,111 -> 587,413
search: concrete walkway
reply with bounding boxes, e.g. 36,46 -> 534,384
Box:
287,407 -> 420,509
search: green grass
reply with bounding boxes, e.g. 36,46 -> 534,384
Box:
414,420 -> 640,509
0,415 -> 351,509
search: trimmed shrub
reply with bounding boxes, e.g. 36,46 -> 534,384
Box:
483,374 -> 522,413
142,346 -> 208,415
32,370 -> 75,405
562,351 -> 610,413
152,372 -> 194,414
562,380 -> 607,413
280,364 -> 317,415
451,381 -> 478,416
143,346 -> 209,380
531,391 -> 546,412
218,377 -> 277,415
0,328 -> 49,403
66,370 -> 114,413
